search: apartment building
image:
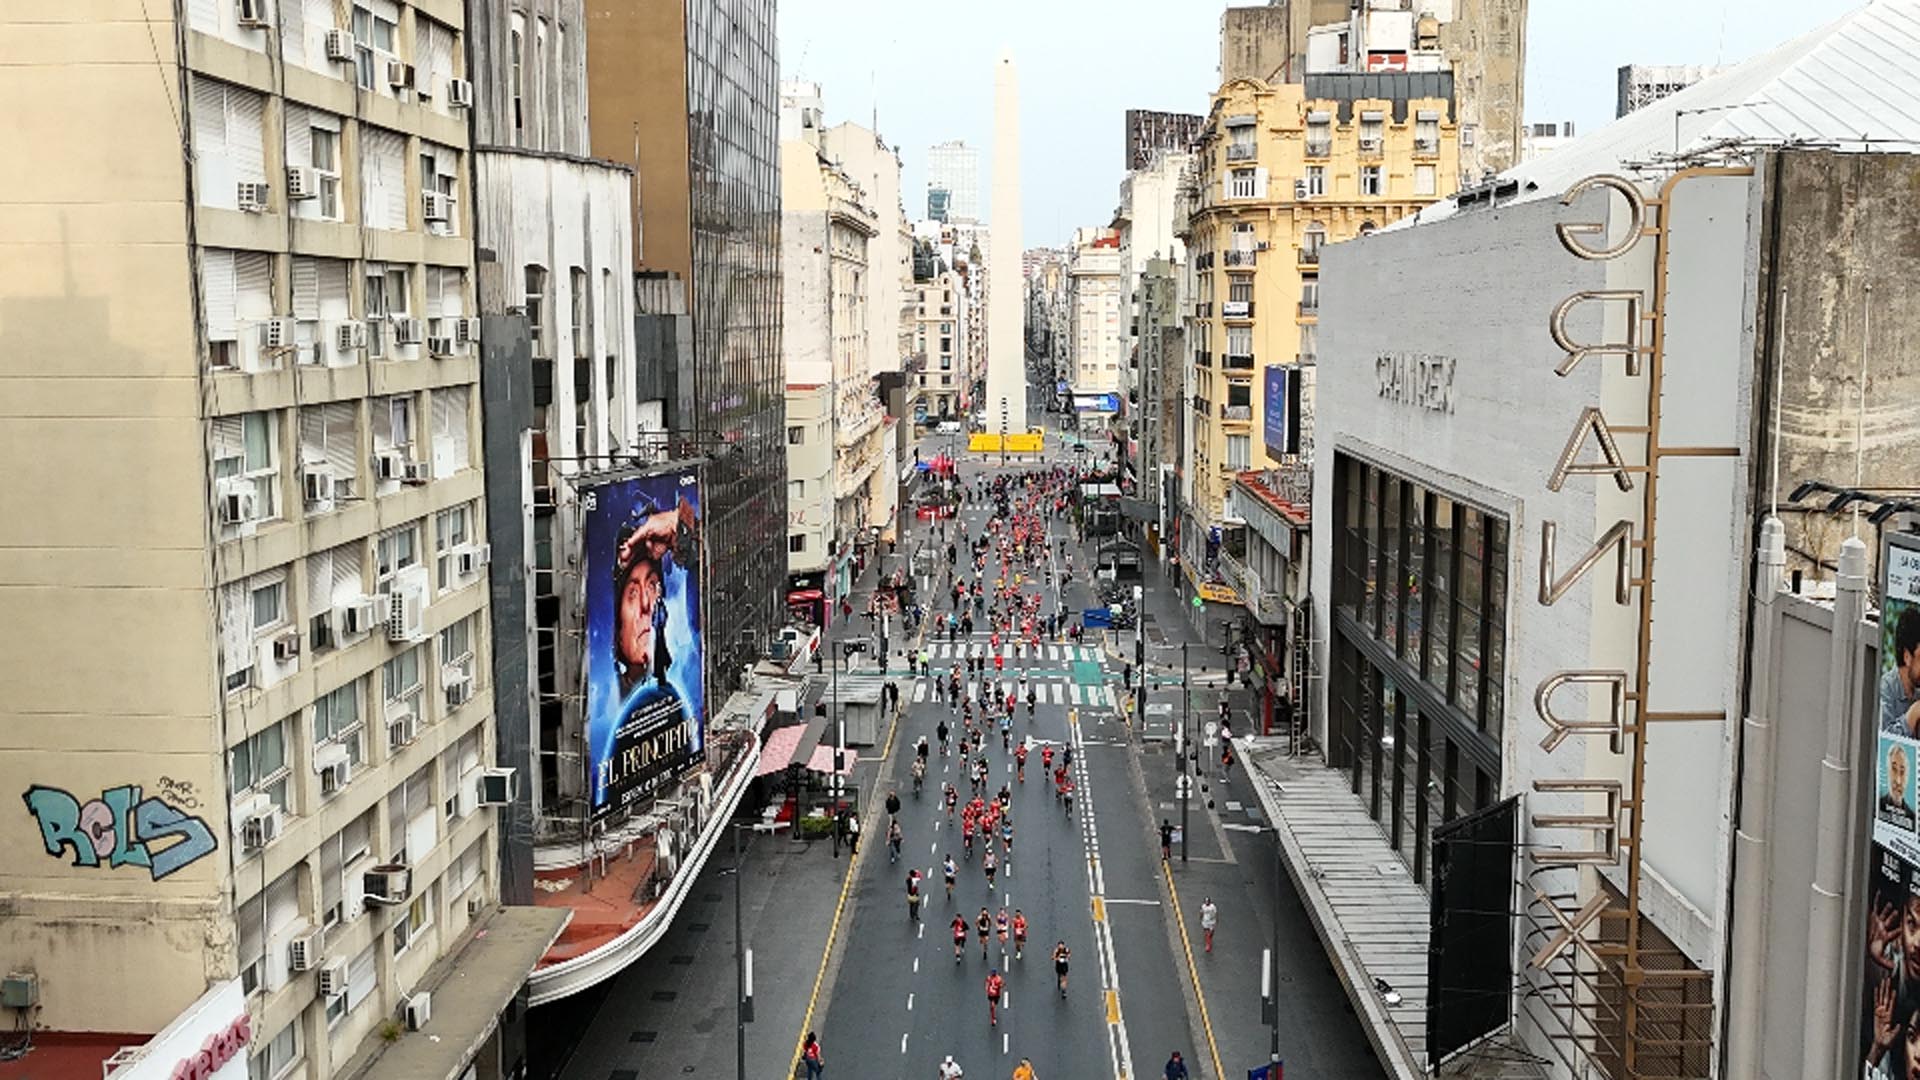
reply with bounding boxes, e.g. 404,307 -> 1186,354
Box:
1179,71 -> 1458,559
914,270 -> 969,422
0,1 -> 547,1078
1067,229 -> 1126,410
926,140 -> 982,222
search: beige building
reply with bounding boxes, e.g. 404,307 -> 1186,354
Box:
1068,229 -> 1126,401
915,269 -> 970,422
1179,73 -> 1458,547
0,1 -> 547,1078
782,92 -> 889,586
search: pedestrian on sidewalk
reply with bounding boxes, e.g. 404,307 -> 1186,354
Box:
1162,1052 -> 1188,1080
1199,897 -> 1217,953
846,812 -> 861,855
801,1032 -> 825,1079
1160,819 -> 1174,862
885,789 -> 901,820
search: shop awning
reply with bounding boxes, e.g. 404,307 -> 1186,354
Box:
787,588 -> 824,603
755,724 -> 807,777
806,745 -> 859,775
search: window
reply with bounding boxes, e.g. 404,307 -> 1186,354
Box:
388,764 -> 434,866
1305,164 -> 1326,197
1414,163 -> 1437,196
1415,112 -> 1440,151
1228,277 -> 1253,304
305,542 -> 363,643
1226,434 -> 1251,469
788,480 -> 803,502
212,412 -> 281,525
364,262 -> 411,359
787,425 -> 804,445
391,885 -> 436,955
383,646 -> 425,730
524,265 -> 548,357
1228,125 -> 1255,159
1301,277 -> 1320,313
314,681 -> 364,768
434,504 -> 473,591
1306,115 -> 1331,156
248,1018 -> 300,1080
201,249 -> 274,369
430,386 -> 471,477
440,616 -> 477,704
350,0 -> 397,91
789,534 -> 806,553
1359,113 -> 1383,149
290,259 -> 351,364
375,523 -> 420,588
1303,222 -> 1327,258
534,17 -> 550,146
190,77 -> 267,212
449,838 -> 485,903
1299,322 -> 1318,362
318,810 -> 372,929
1228,168 -> 1257,199
1226,325 -> 1253,357
359,126 -> 406,232
1360,165 -> 1382,197
250,577 -> 287,633
229,719 -> 290,812
285,105 -> 343,220
421,143 -> 460,236
509,14 -> 525,138
372,394 -> 416,466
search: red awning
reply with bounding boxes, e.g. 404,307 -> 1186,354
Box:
787,589 -> 824,602
806,745 -> 859,775
755,725 -> 806,777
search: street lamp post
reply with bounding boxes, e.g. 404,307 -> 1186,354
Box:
1180,639 -> 1190,864
724,825 -> 755,1080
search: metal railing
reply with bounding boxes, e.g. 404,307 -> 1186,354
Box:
1298,300 -> 1318,318
1305,140 -> 1331,158
1222,300 -> 1253,319
1223,249 -> 1257,268
1194,302 -> 1213,318
1298,247 -> 1320,266
1223,352 -> 1254,371
1227,143 -> 1257,162
1222,404 -> 1252,421
1194,351 -> 1213,368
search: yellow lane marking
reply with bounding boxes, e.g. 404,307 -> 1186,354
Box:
1092,896 -> 1106,923
1163,864 -> 1226,1080
1106,988 -> 1121,1025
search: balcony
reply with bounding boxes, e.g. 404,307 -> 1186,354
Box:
1226,143 -> 1258,162
1194,350 -> 1213,369
1298,247 -> 1320,266
1414,137 -> 1439,157
1305,139 -> 1331,158
1221,404 -> 1253,422
1222,300 -> 1254,319
1223,352 -> 1254,371
1297,300 -> 1318,319
1192,396 -> 1212,416
1195,252 -> 1214,271
1193,302 -> 1213,319
1223,249 -> 1258,268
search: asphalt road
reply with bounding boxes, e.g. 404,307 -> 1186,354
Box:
812,452 -> 1199,1080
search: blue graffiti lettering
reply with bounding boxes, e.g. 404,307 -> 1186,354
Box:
22,784 -> 217,881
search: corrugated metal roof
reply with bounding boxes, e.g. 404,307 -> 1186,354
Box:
1395,0 -> 1920,231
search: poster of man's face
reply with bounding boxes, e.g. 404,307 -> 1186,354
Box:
582,472 -> 706,820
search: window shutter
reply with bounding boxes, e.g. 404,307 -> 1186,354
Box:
428,22 -> 453,90
228,88 -> 268,186
423,267 -> 445,320
299,405 -> 327,465
234,251 -> 273,322
309,108 -> 342,133
331,540 -> 362,596
316,258 -> 349,319
291,257 -> 320,320
190,78 -> 234,209
442,270 -> 466,318
285,105 -> 311,173
306,547 -> 333,615
1221,175 -> 1231,202
323,402 -> 357,478
430,389 -> 460,476
1253,168 -> 1269,199
319,832 -> 344,913
346,944 -> 377,1008
237,894 -> 264,972
301,0 -> 334,66
187,0 -> 221,33
201,249 -> 238,339
219,580 -> 251,676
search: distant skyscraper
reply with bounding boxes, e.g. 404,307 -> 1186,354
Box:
928,186 -> 952,222
1617,64 -> 1729,117
927,140 -> 981,222
1124,109 -> 1205,170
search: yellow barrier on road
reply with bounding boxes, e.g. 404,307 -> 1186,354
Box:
967,431 -> 1045,454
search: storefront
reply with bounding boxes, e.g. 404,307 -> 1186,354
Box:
786,571 -> 828,626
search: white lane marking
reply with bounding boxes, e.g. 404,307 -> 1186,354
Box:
1222,822 -> 1264,833
1003,1033 -> 1010,1055
1102,898 -> 1163,906
908,992 -> 915,1010
902,1033 -> 909,1054
914,681 -> 929,702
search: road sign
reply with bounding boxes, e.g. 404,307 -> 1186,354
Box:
1191,595 -> 1203,609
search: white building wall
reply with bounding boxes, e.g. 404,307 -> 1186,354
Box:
823,122 -> 907,374
927,139 -> 981,221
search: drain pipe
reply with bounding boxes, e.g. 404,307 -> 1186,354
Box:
1800,535 -> 1869,1080
1723,517 -> 1785,1079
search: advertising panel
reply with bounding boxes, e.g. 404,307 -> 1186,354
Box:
1263,366 -> 1292,458
1073,392 -> 1122,414
582,470 -> 706,822
1864,534 -> 1920,1078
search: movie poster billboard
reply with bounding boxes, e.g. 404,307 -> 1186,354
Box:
582,470 -> 706,822
1863,534 -> 1920,1078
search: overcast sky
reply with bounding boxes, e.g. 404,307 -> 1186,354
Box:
776,0 -> 1864,248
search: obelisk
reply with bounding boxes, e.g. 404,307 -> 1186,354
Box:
986,51 -> 1028,444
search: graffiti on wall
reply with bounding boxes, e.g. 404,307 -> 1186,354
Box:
22,784 -> 218,880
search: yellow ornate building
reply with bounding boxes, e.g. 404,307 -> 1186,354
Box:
1178,73 -> 1459,545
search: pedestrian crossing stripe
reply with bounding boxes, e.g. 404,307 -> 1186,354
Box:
926,642 -> 1102,664
853,677 -> 1112,708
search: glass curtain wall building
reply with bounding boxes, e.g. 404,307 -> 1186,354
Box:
1330,451 -> 1508,882
687,0 -> 785,692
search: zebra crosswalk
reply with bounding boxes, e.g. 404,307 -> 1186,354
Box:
822,669 -> 1117,708
920,641 -> 1103,664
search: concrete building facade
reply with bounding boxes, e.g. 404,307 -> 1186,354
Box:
0,2 -> 550,1078
926,140 -> 982,223
1067,229 -> 1126,405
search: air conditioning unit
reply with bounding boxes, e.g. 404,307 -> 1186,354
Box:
259,317 -> 293,351
427,335 -> 456,358
466,894 -> 484,918
386,709 -> 418,751
1359,136 -> 1381,152
400,460 -> 431,485
374,451 -> 406,482
302,465 -> 335,506
362,864 -> 412,906
414,73 -> 434,99
237,181 -> 272,212
319,756 -> 352,795
422,192 -> 451,223
314,739 -> 349,778
477,767 -> 517,807
1415,136 -> 1438,153
235,0 -> 270,29
404,991 -> 431,1031
285,164 -> 320,201
386,59 -> 413,89
453,317 -> 479,344
241,805 -> 282,851
1294,178 -> 1309,200
392,317 -> 425,345
217,481 -> 258,527
455,544 -> 490,577
443,674 -> 472,708
385,585 -> 425,642
336,596 -> 381,637
287,928 -> 323,972
270,628 -> 301,663
447,78 -> 474,108
317,958 -> 348,998
334,320 -> 368,353
324,28 -> 354,62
